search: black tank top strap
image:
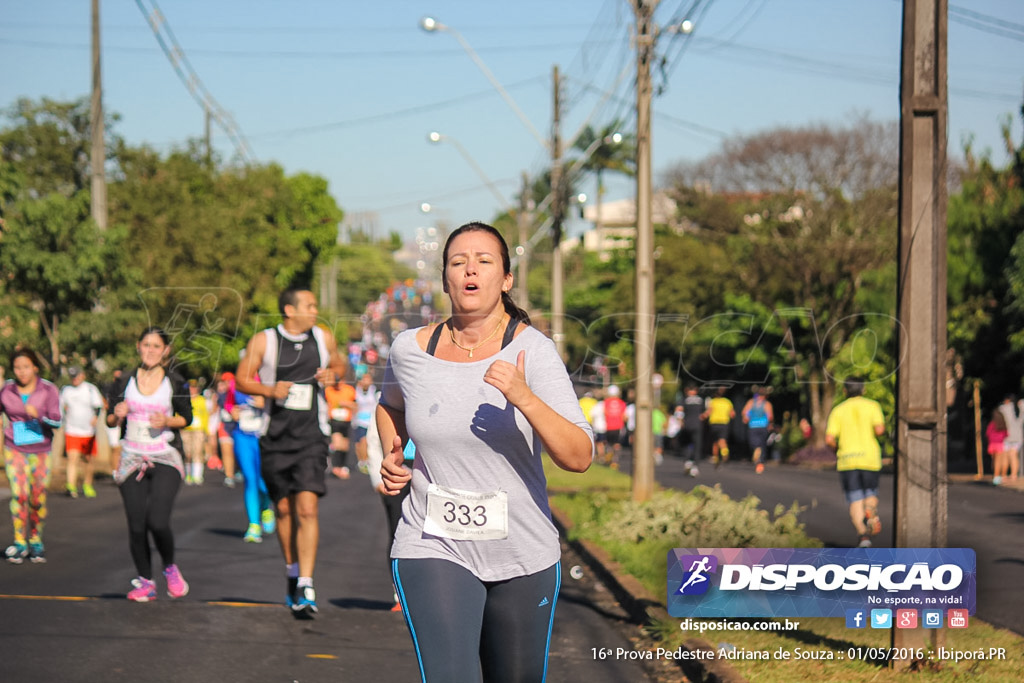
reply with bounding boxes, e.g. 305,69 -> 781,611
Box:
500,317 -> 518,349
426,321 -> 446,357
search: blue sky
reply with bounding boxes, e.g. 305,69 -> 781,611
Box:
2,0 -> 1022,244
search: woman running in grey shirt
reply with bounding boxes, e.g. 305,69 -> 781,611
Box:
378,222 -> 594,682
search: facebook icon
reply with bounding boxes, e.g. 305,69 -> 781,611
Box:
845,609 -> 866,629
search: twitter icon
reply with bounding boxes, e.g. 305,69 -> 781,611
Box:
871,609 -> 892,628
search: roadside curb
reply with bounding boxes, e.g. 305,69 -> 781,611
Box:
551,503 -> 748,683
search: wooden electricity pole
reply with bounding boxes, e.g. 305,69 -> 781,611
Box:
90,0 -> 107,229
893,0 -> 948,666
518,172 -> 531,310
631,0 -> 658,502
550,66 -> 565,360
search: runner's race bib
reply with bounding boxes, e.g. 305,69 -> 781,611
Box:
12,420 -> 44,446
330,407 -> 351,421
125,417 -> 163,445
282,384 -> 313,411
424,483 -> 508,541
237,407 -> 264,433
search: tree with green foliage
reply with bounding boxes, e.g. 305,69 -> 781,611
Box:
947,106 -> 1024,412
662,117 -> 900,443
0,98 -> 138,373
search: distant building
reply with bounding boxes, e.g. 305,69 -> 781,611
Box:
575,193 -> 679,259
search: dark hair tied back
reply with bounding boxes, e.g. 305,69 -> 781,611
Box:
443,221 -> 531,326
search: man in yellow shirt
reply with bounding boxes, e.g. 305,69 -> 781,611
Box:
825,377 -> 885,548
703,386 -> 735,467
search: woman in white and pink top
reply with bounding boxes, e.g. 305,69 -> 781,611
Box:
106,327 -> 193,602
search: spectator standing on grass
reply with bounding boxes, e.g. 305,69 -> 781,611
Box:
986,407 -> 1010,486
996,396 -> 1021,484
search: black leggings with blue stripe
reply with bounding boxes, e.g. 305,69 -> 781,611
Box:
392,558 -> 560,683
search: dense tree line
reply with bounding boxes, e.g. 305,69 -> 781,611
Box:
0,97 -> 406,382
557,110 -> 1023,456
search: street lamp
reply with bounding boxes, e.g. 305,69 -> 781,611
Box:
420,16 -> 548,150
427,131 -> 511,211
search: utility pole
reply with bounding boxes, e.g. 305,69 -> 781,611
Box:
204,106 -> 212,168
550,65 -> 565,359
517,172 -> 531,310
630,0 -> 658,502
893,0 -> 948,667
90,0 -> 107,229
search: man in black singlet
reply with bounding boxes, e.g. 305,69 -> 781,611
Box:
235,289 -> 346,616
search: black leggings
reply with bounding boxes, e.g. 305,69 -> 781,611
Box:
118,463 -> 182,579
392,558 -> 560,683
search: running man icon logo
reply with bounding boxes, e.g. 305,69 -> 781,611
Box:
675,555 -> 718,596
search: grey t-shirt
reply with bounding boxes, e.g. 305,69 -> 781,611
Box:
381,324 -> 593,582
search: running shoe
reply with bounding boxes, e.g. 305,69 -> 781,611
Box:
223,476 -> 236,489
755,463 -> 765,474
390,602 -> 403,613
83,483 -> 97,499
992,476 -> 1002,486
128,577 -> 157,602
163,564 -> 189,598
292,585 -> 318,615
285,576 -> 298,609
28,541 -> 46,563
207,456 -> 223,471
5,543 -> 29,564
332,466 -> 351,480
857,536 -> 872,548
864,512 -> 882,536
243,523 -> 262,543
65,486 -> 79,499
261,508 -> 276,535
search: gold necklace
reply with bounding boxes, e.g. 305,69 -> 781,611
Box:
448,315 -> 506,358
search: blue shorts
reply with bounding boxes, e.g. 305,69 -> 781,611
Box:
839,469 -> 880,503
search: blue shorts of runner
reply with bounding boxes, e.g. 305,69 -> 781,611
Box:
839,469 -> 880,504
392,558 -> 560,683
260,440 -> 328,502
352,425 -> 368,443
748,427 -> 769,454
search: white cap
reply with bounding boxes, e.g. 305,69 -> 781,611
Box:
607,385 -> 620,397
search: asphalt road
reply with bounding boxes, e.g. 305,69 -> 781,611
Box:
0,470 -> 656,683
640,450 -> 1024,637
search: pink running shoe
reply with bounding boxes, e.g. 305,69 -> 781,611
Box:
163,564 -> 189,598
127,577 -> 157,602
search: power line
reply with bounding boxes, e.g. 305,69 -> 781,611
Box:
949,5 -> 1024,42
247,78 -> 546,141
132,0 -> 253,163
